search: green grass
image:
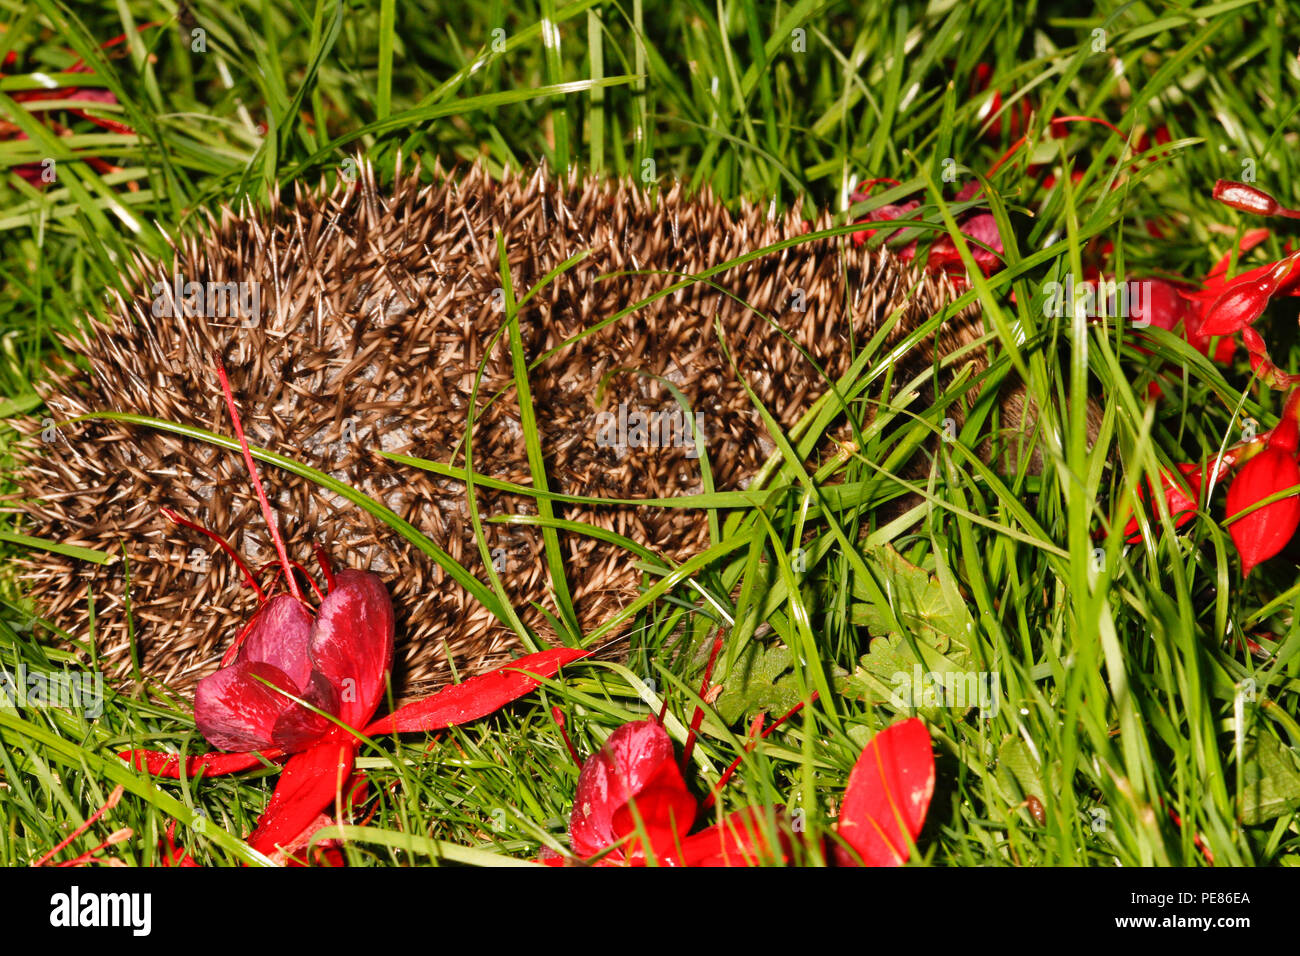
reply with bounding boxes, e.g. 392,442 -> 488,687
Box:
3,0 -> 1300,866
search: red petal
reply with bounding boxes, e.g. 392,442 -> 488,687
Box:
850,198 -> 920,246
309,570 -> 394,731
363,647 -> 586,736
119,748 -> 284,778
160,820 -> 200,867
1203,228 -> 1273,283
1226,447 -> 1300,575
679,806 -> 790,867
570,717 -> 680,859
239,594 -> 314,689
269,670 -> 339,752
246,742 -> 355,859
1199,277 -> 1277,335
269,771 -> 368,866
194,659 -> 313,753
272,813 -> 344,867
611,758 -> 698,865
1130,278 -> 1189,333
1123,462 -> 1213,544
1191,258 -> 1277,306
835,718 -> 935,867
1272,416 -> 1300,455
925,214 -> 1004,275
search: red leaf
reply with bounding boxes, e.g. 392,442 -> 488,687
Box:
246,742 -> 355,858
1226,447 -> 1300,575
835,718 -> 935,867
119,748 -> 284,778
363,647 -> 587,736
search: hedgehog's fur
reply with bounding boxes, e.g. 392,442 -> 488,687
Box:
13,158 -> 1023,700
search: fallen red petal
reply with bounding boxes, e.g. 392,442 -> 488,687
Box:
611,759 -> 699,865
364,647 -> 586,736
1226,447 -> 1300,575
119,748 -> 283,778
835,718 -> 935,867
245,741 -> 356,859
570,717 -> 682,860
678,806 -> 790,867
310,569 -> 395,732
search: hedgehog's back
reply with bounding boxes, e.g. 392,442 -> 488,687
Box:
14,161 -> 977,699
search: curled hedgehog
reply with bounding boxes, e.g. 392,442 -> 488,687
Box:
10,157 -> 1054,700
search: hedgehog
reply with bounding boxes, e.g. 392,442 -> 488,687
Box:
9,157 -> 1056,702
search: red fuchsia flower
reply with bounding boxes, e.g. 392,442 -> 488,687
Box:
1182,183 -> 1300,348
120,357 -> 586,864
1146,180 -> 1300,574
1161,230 -> 1270,364
851,115 -> 1138,283
1226,410 -> 1300,576
1198,250 -> 1300,338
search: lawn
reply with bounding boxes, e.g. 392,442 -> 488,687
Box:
1,0 -> 1299,868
